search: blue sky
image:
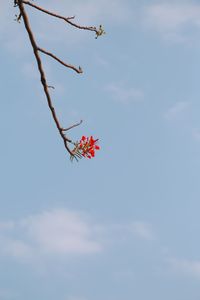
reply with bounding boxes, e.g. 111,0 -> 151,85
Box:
1,0 -> 200,299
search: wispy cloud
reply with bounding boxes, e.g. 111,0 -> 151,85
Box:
0,209 -> 102,261
106,83 -> 144,104
102,221 -> 156,243
168,257 -> 200,279
143,2 -> 200,43
0,209 -> 155,263
23,209 -> 102,255
164,101 -> 189,121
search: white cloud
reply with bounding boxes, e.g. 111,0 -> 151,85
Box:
0,209 -> 156,263
103,221 -> 156,243
164,101 -> 189,120
143,2 -> 200,43
106,83 -> 144,104
22,209 -> 102,255
168,257 -> 200,279
0,209 -> 102,261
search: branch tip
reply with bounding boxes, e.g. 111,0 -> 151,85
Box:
21,0 -> 100,34
38,47 -> 82,74
95,25 -> 106,39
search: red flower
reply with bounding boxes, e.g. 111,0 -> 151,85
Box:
77,135 -> 100,159
81,136 -> 86,141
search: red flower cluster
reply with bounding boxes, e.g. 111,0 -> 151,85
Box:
78,136 -> 100,159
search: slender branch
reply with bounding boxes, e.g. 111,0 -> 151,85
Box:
21,0 -> 99,35
38,47 -> 83,74
62,120 -> 83,132
14,0 -> 104,159
16,0 -> 75,155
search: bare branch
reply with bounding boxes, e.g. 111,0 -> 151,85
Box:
21,0 -> 99,35
62,120 -> 83,132
14,0 -> 104,159
16,0 -> 75,156
38,47 -> 83,74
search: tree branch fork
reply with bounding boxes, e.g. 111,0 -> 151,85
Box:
14,0 -> 104,158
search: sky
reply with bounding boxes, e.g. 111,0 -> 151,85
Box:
1,0 -> 200,299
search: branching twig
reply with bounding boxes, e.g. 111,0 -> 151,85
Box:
38,47 -> 83,74
14,0 -> 104,159
62,120 -> 83,132
16,0 -> 77,155
21,0 -> 99,35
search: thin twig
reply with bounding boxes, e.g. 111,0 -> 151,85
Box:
62,120 -> 83,132
38,47 -> 83,74
21,0 -> 99,35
